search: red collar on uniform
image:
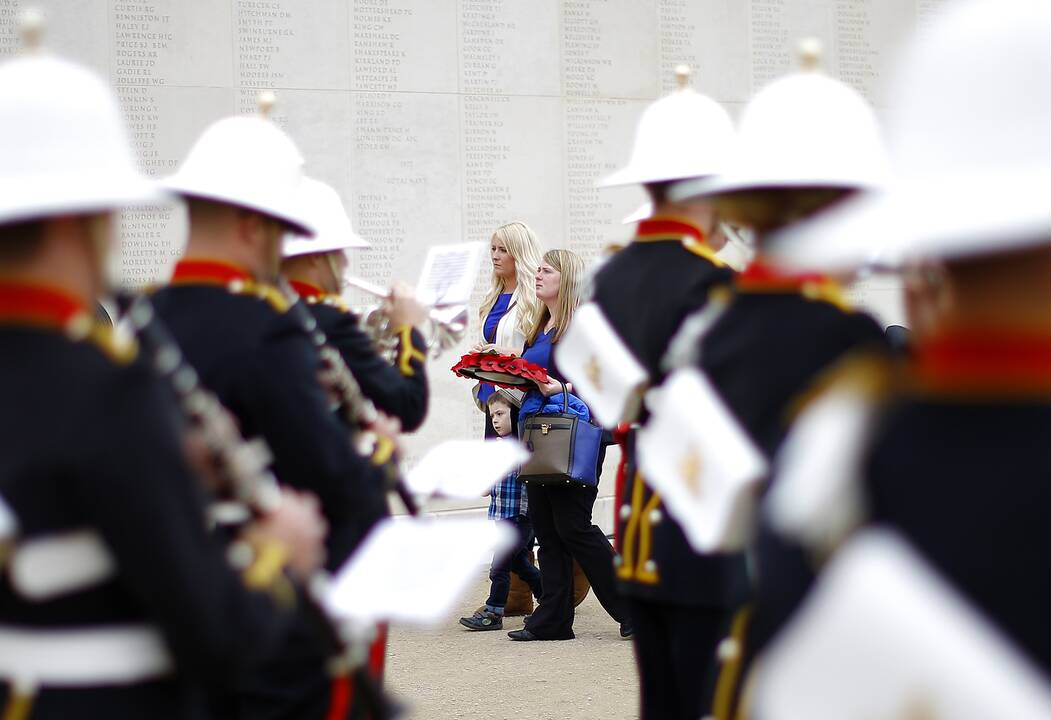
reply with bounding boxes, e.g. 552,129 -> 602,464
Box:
635,217 -> 707,244
0,282 -> 89,330
736,259 -> 828,291
171,259 -> 252,286
914,330 -> 1051,393
289,279 -> 325,301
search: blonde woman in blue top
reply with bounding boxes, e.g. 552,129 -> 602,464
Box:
473,221 -> 544,437
509,249 -> 632,641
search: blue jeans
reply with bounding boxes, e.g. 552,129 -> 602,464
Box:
486,515 -> 542,609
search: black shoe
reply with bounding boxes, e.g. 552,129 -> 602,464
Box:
619,623 -> 634,638
459,610 -> 503,631
508,628 -> 575,641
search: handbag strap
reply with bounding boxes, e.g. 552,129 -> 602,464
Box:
559,381 -> 568,413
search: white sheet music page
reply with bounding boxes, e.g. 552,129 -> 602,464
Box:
416,242 -> 485,307
324,517 -> 515,626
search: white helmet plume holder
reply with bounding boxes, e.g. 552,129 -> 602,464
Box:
0,40 -> 163,225
671,39 -> 889,204
769,0 -> 1051,270
599,66 -> 736,188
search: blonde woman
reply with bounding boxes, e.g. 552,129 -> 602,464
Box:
508,249 -> 631,642
474,221 -> 544,435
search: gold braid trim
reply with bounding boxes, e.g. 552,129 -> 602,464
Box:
393,325 -> 426,376
711,606 -> 753,720
1,681 -> 35,720
371,435 -> 396,466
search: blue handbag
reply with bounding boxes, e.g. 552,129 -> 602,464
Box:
519,386 -> 603,488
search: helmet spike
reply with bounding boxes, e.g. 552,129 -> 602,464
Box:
258,90 -> 277,118
675,65 -> 692,90
20,8 -> 45,53
798,37 -> 823,71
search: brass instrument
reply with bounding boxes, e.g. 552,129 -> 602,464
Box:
344,276 -> 468,360
281,280 -> 420,516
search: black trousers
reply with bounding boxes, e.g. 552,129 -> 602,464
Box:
525,483 -> 628,638
487,514 -> 542,607
627,596 -> 734,720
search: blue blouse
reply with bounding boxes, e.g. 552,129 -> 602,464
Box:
519,328 -> 556,424
483,293 -> 513,344
521,327 -> 555,372
478,293 -> 513,406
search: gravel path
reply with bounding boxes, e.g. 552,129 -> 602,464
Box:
387,572 -> 640,719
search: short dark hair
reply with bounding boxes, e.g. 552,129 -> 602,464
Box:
644,181 -> 674,206
0,219 -> 46,266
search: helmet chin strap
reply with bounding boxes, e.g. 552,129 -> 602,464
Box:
261,222 -> 285,285
324,251 -> 346,294
88,213 -> 119,295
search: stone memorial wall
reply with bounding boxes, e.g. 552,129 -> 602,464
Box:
3,0 -> 943,520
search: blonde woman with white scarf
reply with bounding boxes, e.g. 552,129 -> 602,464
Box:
473,221 -> 544,435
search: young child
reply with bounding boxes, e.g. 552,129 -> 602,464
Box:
459,389 -> 543,631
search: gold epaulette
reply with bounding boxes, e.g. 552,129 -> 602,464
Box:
735,276 -> 851,312
87,323 -> 138,365
630,232 -> 727,268
166,275 -> 291,313
682,236 -> 726,267
228,279 -> 290,313
64,313 -> 138,365
801,279 -> 851,312
304,293 -> 352,313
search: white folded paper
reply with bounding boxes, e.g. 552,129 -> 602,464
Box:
416,241 -> 484,307
754,530 -> 1051,720
324,517 -> 516,626
405,439 -> 529,499
556,302 -> 648,428
637,368 -> 767,552
766,382 -> 874,553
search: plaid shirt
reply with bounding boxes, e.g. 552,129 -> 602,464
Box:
488,469 -> 528,520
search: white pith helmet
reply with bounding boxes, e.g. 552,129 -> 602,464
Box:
163,91 -> 315,236
769,0 -> 1051,270
670,39 -> 889,203
283,177 -> 368,259
598,66 -> 736,188
0,10 -> 162,226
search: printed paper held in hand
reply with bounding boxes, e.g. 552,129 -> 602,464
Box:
637,368 -> 767,553
556,302 -> 648,428
754,531 -> 1051,720
324,517 -> 515,626
765,382 -> 874,554
405,439 -> 529,499
416,242 -> 484,307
